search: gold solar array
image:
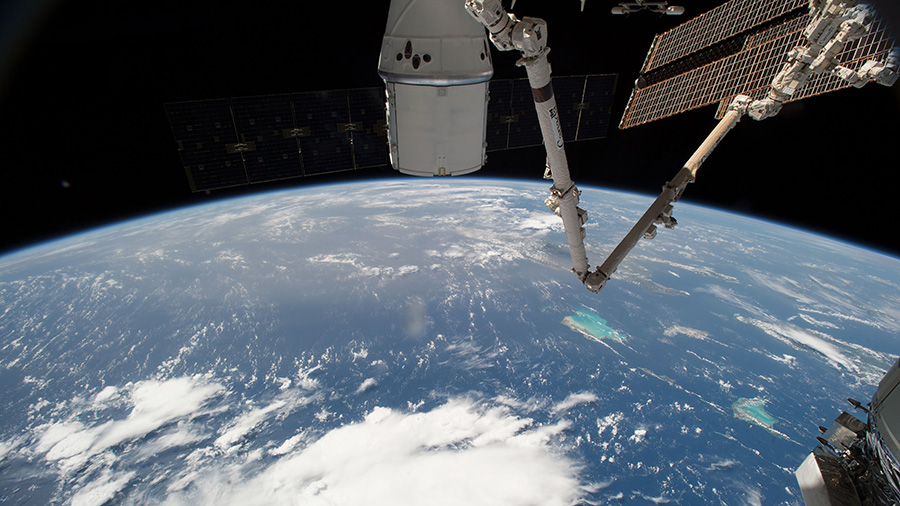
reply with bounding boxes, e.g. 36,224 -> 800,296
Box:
620,0 -> 896,129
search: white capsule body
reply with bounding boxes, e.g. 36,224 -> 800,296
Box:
378,0 -> 493,176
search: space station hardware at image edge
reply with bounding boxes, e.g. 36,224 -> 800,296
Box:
796,357 -> 900,505
611,1 -> 685,16
511,0 -> 685,15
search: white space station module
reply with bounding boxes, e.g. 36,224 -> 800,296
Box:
377,0 -> 493,177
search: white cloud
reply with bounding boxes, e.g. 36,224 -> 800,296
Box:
550,391 -> 598,415
632,492 -> 672,504
517,212 -> 562,233
0,438 -> 19,463
706,459 -> 737,471
165,398 -> 583,506
597,412 -> 624,438
269,432 -> 308,457
295,365 -> 322,391
70,470 -> 135,506
216,390 -> 316,453
745,271 -> 816,304
443,339 -> 498,370
628,428 -> 648,444
794,313 -> 840,329
397,265 -> 419,276
93,386 -> 119,405
736,316 -> 857,373
350,347 -> 369,361
216,400 -> 287,452
36,376 -> 224,472
663,325 -> 709,341
743,487 -> 763,506
355,377 -> 378,394
136,422 -> 208,460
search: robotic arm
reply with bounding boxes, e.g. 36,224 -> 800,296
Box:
466,0 -> 606,292
592,0 -> 898,293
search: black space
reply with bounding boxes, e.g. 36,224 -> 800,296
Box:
1,0 -> 898,257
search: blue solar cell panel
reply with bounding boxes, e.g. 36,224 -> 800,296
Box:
486,79 -> 513,152
507,78 -> 542,149
291,90 -> 354,174
165,74 -> 619,192
165,99 -> 247,192
230,94 -> 303,183
347,87 -> 389,169
552,76 -> 585,143
575,74 -> 617,141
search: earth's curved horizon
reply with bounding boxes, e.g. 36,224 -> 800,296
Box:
1,179 -> 897,505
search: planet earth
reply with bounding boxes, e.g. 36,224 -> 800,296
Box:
0,179 -> 897,505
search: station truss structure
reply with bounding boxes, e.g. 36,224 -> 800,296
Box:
619,0 -> 897,129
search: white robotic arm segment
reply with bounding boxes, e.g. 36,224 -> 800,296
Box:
864,48 -> 900,86
747,96 -> 783,121
512,17 -> 549,57
835,48 -> 900,88
468,0 -> 598,290
466,1 -> 548,58
612,2 -> 685,15
592,96 -> 747,293
465,0 -> 518,51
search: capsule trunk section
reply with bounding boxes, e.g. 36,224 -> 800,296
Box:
378,0 -> 493,176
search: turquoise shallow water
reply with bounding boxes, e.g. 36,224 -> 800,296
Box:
561,307 -> 626,342
733,397 -> 777,429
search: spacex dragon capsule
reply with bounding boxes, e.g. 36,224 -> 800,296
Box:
378,0 -> 493,176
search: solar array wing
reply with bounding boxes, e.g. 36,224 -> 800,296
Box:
231,94 -> 302,184
486,74 -> 616,152
643,0 -> 807,73
347,87 -> 389,169
165,99 -> 247,192
553,76 -> 583,143
168,89 -> 380,191
166,75 -> 617,191
620,0 -> 897,129
485,78 -> 514,151
507,78 -> 544,149
292,90 -> 354,175
574,74 -> 618,141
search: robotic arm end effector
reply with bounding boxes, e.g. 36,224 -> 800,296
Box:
832,47 -> 900,88
583,269 -> 609,294
466,0 -> 518,51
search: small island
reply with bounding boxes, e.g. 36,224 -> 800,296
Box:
732,396 -> 777,430
562,308 -> 627,342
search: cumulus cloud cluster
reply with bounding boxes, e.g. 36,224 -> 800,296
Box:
167,398 -> 582,506
29,374 -> 590,506
37,376 -> 224,473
